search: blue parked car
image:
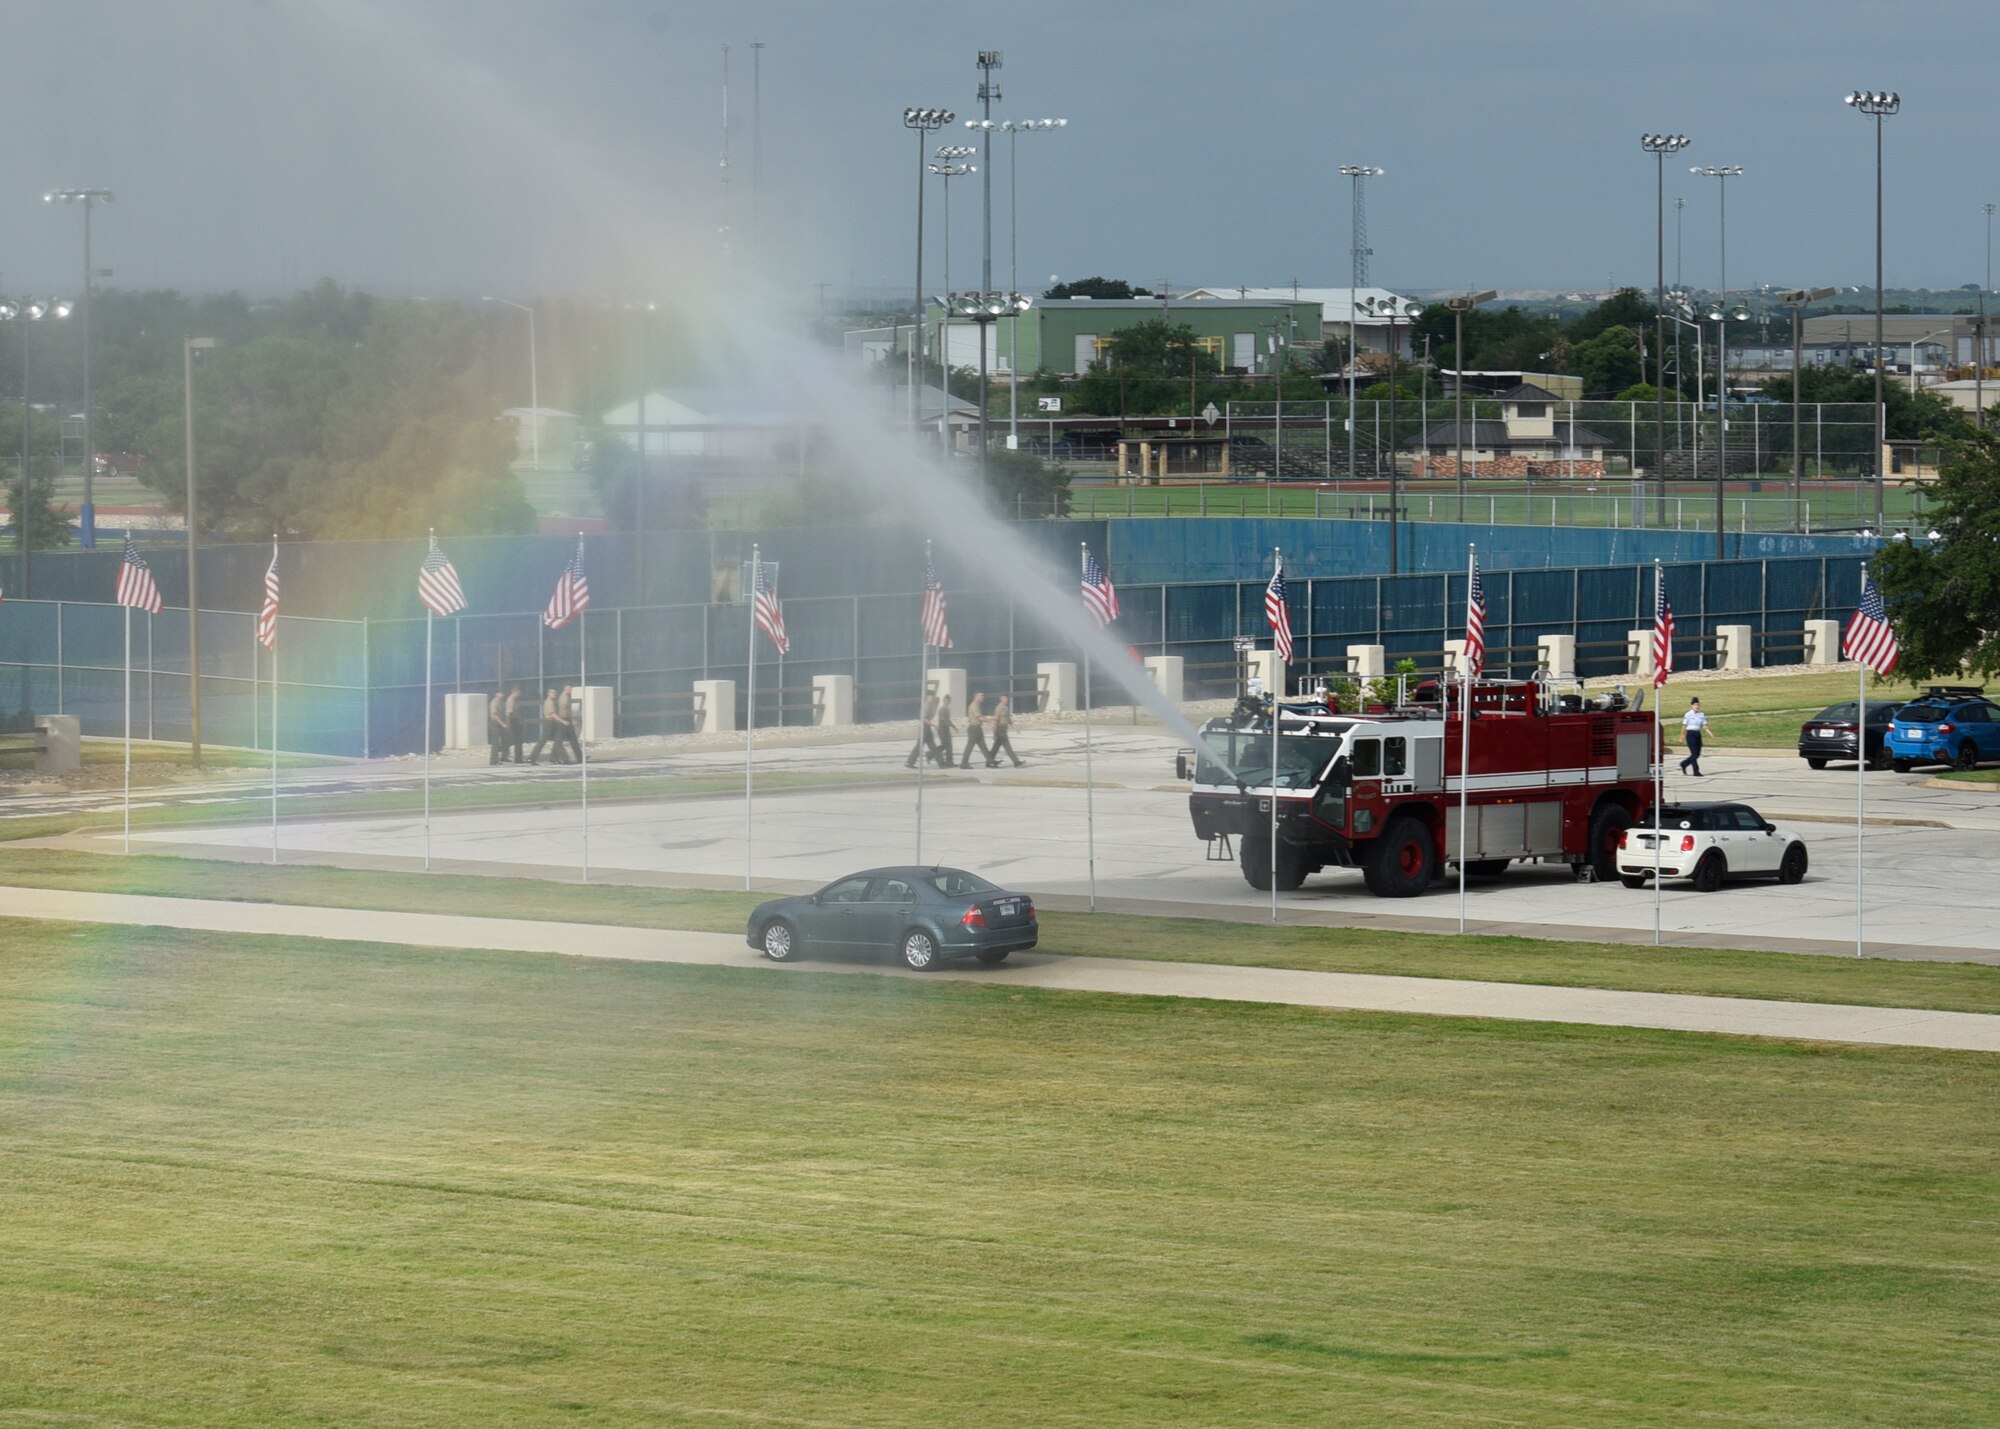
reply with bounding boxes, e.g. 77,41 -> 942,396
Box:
1885,687 -> 2000,771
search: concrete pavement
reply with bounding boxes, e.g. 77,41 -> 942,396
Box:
4,884 -> 1996,1053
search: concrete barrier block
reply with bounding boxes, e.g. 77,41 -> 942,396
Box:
1246,648 -> 1283,699
1628,629 -> 1654,681
693,678 -> 735,734
1443,639 -> 1469,677
1804,618 -> 1841,666
33,714 -> 79,774
577,685 -> 614,742
1036,661 -> 1077,714
1345,643 -> 1386,678
813,674 -> 855,726
1538,633 -> 1577,680
1144,655 -> 1185,703
1717,624 -> 1754,672
444,692 -> 487,751
926,666 -> 967,714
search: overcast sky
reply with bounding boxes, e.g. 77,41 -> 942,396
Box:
2,0 -> 1991,305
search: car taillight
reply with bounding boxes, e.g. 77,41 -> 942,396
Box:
1940,723 -> 1954,734
1024,900 -> 1036,920
1619,831 -> 1629,848
960,906 -> 987,928
1680,835 -> 1696,852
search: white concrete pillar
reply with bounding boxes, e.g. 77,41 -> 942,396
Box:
577,685 -> 614,742
1144,655 -> 1185,703
1717,624 -> 1754,671
1036,661 -> 1078,713
1804,618 -> 1841,666
927,666 -> 967,714
1246,648 -> 1283,698
1537,633 -> 1577,681
692,678 -> 736,734
1345,643 -> 1386,678
443,692 -> 486,751
1443,639 -> 1469,677
812,674 -> 855,726
1628,629 -> 1654,681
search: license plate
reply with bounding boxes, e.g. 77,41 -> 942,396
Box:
995,900 -> 1020,917
1814,727 -> 1836,737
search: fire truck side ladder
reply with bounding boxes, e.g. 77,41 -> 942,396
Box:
1206,833 -> 1235,862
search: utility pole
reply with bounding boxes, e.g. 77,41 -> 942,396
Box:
184,337 -> 216,766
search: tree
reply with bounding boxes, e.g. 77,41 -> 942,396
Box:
4,441 -> 68,552
1759,366 -> 1965,440
1043,277 -> 1149,300
1097,319 -> 1220,379
1568,288 -> 1656,343
1571,326 -> 1644,396
1871,430 -> 2000,679
976,446 -> 1071,518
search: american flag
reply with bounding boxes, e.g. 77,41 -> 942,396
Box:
753,559 -> 789,655
115,534 -> 163,615
417,534 -> 467,618
1464,553 -> 1486,680
1651,574 -> 1675,689
543,539 -> 589,630
256,543 -> 280,650
921,548 -> 951,649
1265,553 -> 1293,666
1081,544 -> 1120,626
1844,570 -> 1900,675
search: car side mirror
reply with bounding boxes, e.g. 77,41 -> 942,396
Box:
1762,823 -> 1776,833
1175,751 -> 1191,780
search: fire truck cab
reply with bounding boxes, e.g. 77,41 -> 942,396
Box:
1185,680 -> 1656,897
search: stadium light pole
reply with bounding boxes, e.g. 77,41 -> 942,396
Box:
1338,164 -> 1383,479
1980,202 -> 1995,430
183,337 -> 217,767
0,299 -> 71,601
1845,90 -> 1899,532
482,297 -> 540,468
903,107 -> 955,428
1693,164 -> 1745,559
952,291 -> 1031,486
45,188 -> 114,548
1442,290 -> 1497,521
929,147 -> 977,441
999,118 -> 1065,450
1781,287 -> 1836,532
1641,134 -> 1690,527
1359,295 -> 1424,572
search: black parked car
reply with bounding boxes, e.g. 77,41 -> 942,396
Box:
1797,699 -> 1903,770
747,866 -> 1039,971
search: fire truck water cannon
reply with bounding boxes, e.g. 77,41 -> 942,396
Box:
1182,678 -> 1659,897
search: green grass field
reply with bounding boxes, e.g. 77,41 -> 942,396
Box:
1,918 -> 1994,1425
5,848 -> 2000,1014
1605,668 -> 1934,752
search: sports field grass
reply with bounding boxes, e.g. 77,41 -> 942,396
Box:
1,918 -> 1993,1425
6,848 -> 2000,1014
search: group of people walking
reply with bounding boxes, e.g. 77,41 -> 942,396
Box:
488,684 -> 584,766
908,690 -> 1024,770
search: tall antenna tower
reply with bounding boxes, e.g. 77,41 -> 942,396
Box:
1352,181 -> 1372,285
719,44 -> 732,260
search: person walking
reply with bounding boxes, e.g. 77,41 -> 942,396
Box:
908,691 -> 939,768
1678,697 -> 1709,777
959,691 -> 993,768
557,683 -> 584,764
487,689 -> 509,765
530,686 -> 570,765
989,694 -> 1024,767
933,694 -> 956,768
504,684 -> 525,765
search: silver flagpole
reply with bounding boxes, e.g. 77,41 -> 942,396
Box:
1855,565 -> 1866,957
270,637 -> 279,864
423,610 -> 434,871
745,545 -> 758,891
1081,543 -> 1098,912
580,606 -> 591,884
916,541 -> 931,863
1457,544 -> 1473,933
1269,546 -> 1281,924
123,605 -> 132,854
1654,561 -> 1664,945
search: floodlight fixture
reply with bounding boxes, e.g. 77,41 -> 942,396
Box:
1845,90 -> 1900,114
1640,133 -> 1690,154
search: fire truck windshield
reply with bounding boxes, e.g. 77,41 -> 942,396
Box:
1196,730 -> 1344,789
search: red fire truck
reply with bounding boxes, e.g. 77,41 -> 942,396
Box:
1184,681 -> 1658,896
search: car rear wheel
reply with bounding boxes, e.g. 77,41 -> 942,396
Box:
1778,843 -> 1808,885
1691,852 -> 1725,893
901,929 -> 940,971
1805,756 -> 1827,770
1620,874 -> 1648,890
1956,742 -> 1980,771
760,920 -> 800,962
1892,759 -> 1913,773
975,950 -> 1011,966
1867,745 -> 1892,771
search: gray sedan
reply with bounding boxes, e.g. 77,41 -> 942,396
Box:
747,866 -> 1039,971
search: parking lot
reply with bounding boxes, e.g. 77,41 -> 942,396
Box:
115,717 -> 2000,961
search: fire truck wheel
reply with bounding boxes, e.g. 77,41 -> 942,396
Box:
1240,834 -> 1306,892
1363,815 -> 1435,898
1690,852 -> 1726,893
1586,803 -> 1634,883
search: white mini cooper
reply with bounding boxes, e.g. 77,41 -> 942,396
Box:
1616,801 -> 1809,892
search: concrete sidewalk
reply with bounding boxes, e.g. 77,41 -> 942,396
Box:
4,885 -> 1996,1054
